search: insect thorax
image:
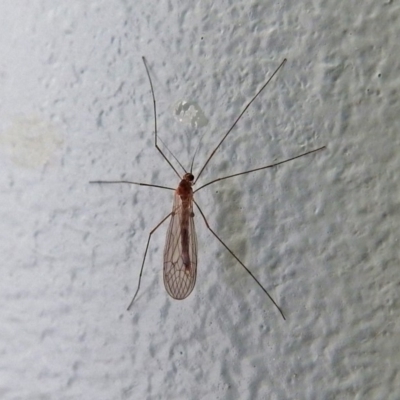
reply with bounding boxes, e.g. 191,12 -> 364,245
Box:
177,174 -> 194,199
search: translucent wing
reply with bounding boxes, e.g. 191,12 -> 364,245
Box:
163,192 -> 198,299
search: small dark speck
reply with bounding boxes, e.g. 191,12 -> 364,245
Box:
378,73 -> 382,78
201,36 -> 204,40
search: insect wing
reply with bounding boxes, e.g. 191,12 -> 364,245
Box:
163,193 -> 198,299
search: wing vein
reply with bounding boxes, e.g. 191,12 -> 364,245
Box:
163,193 -> 198,299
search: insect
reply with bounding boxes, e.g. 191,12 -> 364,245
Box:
91,57 -> 325,320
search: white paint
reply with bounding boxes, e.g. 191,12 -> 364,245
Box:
0,116 -> 62,168
173,100 -> 208,129
0,1 -> 398,399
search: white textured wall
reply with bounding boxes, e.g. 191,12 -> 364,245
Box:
1,1 -> 399,399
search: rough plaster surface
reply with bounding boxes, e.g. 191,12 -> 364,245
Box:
1,1 -> 399,399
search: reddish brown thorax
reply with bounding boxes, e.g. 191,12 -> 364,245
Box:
176,173 -> 194,199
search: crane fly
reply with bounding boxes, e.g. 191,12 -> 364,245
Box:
91,56 -> 325,320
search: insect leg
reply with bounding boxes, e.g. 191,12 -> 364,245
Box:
142,56 -> 182,179
193,200 -> 286,320
195,58 -> 287,184
89,180 -> 174,191
195,146 -> 326,193
127,211 -> 173,310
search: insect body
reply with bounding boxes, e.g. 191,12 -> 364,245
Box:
91,57 -> 325,320
164,173 -> 197,300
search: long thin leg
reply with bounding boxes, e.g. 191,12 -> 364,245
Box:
195,146 -> 325,193
90,180 -> 174,191
142,56 -> 182,179
193,200 -> 286,320
127,211 -> 173,310
195,58 -> 287,184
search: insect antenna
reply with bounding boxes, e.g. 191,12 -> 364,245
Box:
158,136 -> 187,175
189,131 -> 207,175
195,58 -> 287,184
